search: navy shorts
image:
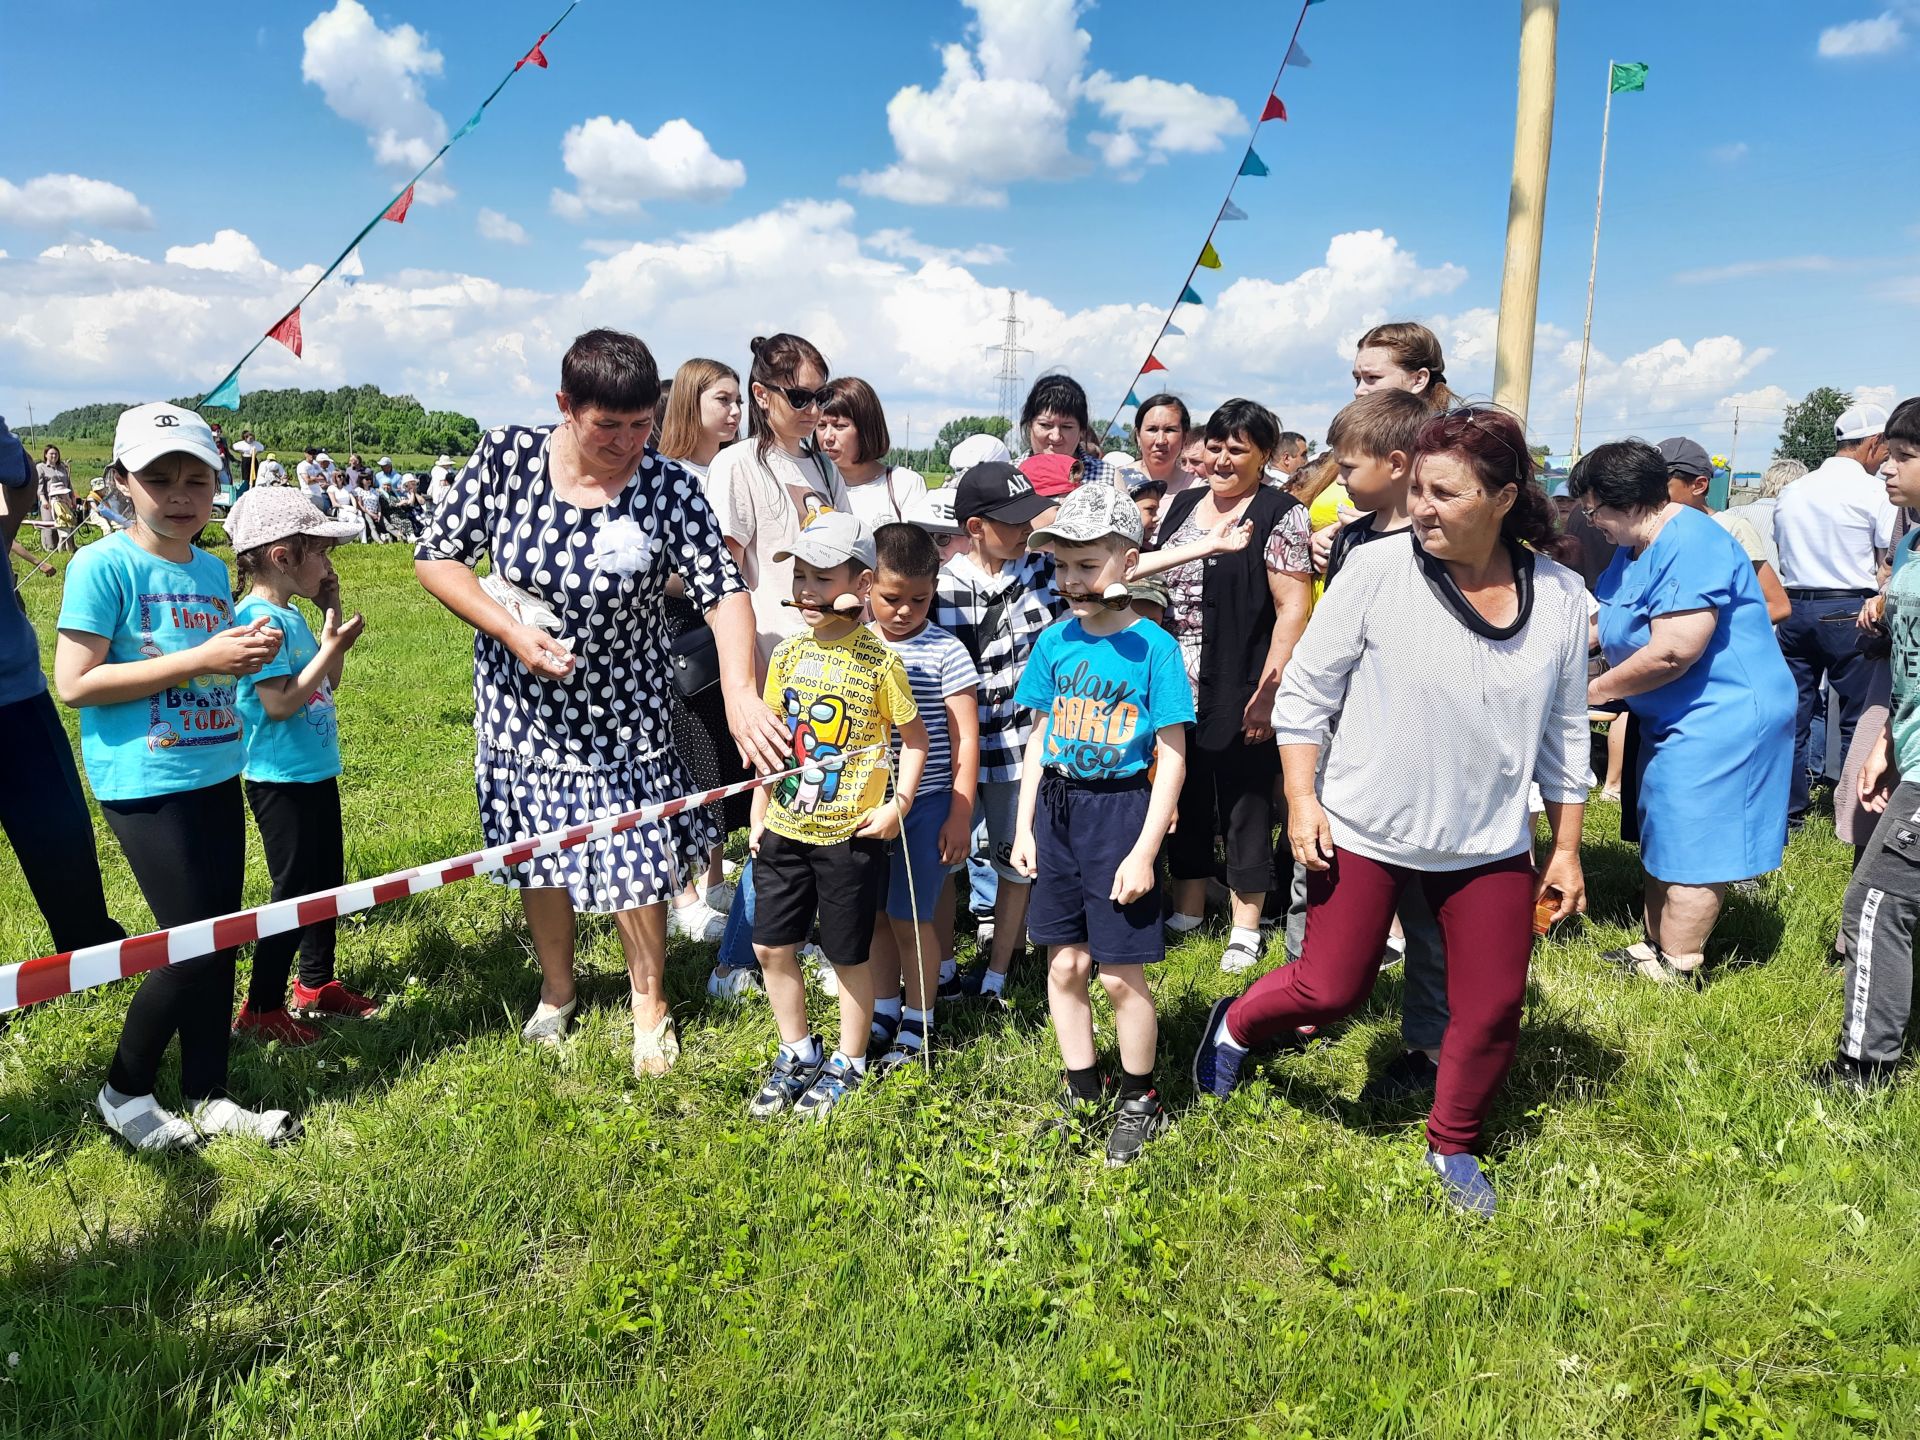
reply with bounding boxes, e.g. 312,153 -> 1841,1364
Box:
1026,772 -> 1163,967
884,787 -> 949,923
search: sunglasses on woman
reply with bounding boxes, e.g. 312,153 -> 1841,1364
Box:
758,380 -> 832,411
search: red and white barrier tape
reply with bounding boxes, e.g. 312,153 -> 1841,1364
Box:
0,750 -> 870,1015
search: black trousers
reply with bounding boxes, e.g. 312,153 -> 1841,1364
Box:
245,777 -> 344,1008
100,778 -> 245,1101
0,690 -> 123,952
1168,735 -> 1280,895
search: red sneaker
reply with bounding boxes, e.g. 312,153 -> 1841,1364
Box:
292,979 -> 379,1019
233,1004 -> 320,1046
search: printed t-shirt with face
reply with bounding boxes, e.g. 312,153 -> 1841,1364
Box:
57,531 -> 245,801
1014,618 -> 1194,780
762,625 -> 917,846
233,594 -> 342,784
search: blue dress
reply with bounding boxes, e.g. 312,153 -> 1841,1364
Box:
1596,506 -> 1793,884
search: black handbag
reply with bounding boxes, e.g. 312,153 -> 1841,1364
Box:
669,623 -> 721,697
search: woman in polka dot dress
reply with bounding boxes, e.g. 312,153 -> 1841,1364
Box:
416,329 -> 789,1075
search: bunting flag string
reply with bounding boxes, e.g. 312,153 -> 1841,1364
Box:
1102,0 -> 1318,436
196,1 -> 580,409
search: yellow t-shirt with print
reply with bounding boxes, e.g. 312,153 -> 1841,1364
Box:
762,625 -> 918,846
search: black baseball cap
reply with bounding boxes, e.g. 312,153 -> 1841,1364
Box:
953,460 -> 1052,525
1657,436 -> 1713,480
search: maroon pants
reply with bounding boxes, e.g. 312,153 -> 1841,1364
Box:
1224,845 -> 1535,1154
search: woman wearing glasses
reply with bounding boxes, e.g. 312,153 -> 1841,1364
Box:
1573,440 -> 1793,986
1191,407 -> 1590,1218
703,333 -> 854,1000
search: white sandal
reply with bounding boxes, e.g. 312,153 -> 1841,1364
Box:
632,1011 -> 680,1077
192,1098 -> 302,1146
519,997 -> 578,1046
97,1086 -> 201,1152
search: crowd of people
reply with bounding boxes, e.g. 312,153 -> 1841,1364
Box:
2,319 -> 1915,1221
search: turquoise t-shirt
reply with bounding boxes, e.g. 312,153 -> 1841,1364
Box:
235,594 -> 342,784
1014,617 -> 1195,779
56,532 -> 246,802
1884,541 -> 1920,775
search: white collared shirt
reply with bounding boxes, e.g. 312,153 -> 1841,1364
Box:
1774,454 -> 1894,590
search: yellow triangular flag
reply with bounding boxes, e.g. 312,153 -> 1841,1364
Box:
1198,241 -> 1222,270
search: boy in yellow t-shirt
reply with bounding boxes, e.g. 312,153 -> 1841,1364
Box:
748,512 -> 929,1121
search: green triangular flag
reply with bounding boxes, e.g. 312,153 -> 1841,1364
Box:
1198,241 -> 1222,270
1239,149 -> 1269,178
1179,284 -> 1203,306
1609,61 -> 1647,94
201,371 -> 241,410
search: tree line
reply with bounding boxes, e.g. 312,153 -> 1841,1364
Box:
42,385 -> 481,459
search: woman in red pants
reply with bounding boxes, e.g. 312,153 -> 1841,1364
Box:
1190,406 -> 1591,1217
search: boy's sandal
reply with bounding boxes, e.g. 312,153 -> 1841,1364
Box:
97,1088 -> 202,1153
1219,937 -> 1264,974
631,1012 -> 680,1078
519,998 -> 578,1046
192,1098 -> 303,1146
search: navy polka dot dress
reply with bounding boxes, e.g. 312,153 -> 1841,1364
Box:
416,425 -> 745,912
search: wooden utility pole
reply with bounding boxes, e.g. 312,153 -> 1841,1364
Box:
1492,0 -> 1559,421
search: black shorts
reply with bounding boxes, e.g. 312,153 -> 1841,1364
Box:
1026,772 -> 1163,967
752,829 -> 888,966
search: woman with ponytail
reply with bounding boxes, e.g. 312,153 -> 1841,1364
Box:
1191,406 -> 1590,1218
1352,322 -> 1457,413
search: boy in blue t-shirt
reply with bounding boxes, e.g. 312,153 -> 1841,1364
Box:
1010,483 -> 1193,1164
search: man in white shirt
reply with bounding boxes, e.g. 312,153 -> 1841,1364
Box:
1773,401 -> 1893,826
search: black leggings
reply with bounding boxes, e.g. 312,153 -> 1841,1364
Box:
0,691 -> 124,953
245,777 -> 344,1008
1168,736 -> 1280,895
100,778 -> 245,1101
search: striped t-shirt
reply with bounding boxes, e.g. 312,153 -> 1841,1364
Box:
876,621 -> 980,793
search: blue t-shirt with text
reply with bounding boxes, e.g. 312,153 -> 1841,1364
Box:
1014,618 -> 1194,780
235,594 -> 343,784
57,532 -> 245,801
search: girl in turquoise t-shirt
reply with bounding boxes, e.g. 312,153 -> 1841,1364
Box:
54,402 -> 298,1152
229,491 -> 371,1042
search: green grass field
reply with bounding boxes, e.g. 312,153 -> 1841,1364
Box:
1,543 -> 1916,1439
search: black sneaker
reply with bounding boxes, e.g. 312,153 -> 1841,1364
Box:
1360,1049 -> 1441,1104
748,1041 -> 827,1118
1812,1055 -> 1898,1094
1105,1091 -> 1168,1166
870,1009 -> 902,1050
1039,1082 -> 1110,1147
872,1015 -> 931,1077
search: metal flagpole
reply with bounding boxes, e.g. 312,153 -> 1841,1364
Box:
1571,59 -> 1615,461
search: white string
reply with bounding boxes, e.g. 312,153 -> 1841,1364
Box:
880,742 -> 934,1073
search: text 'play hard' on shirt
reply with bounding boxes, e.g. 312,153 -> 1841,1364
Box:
234,594 -> 343,784
1014,618 -> 1195,780
57,531 -> 244,801
876,621 -> 979,794
762,624 -> 917,846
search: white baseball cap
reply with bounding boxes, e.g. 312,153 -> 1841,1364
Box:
1836,402 -> 1890,442
112,402 -> 225,475
904,485 -> 962,535
773,510 -> 877,571
947,432 -> 1012,476
378,455 -> 392,466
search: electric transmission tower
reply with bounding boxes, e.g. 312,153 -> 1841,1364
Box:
992,290 -> 1031,426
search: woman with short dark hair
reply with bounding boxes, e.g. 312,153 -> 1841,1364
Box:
415,328 -> 787,1074
1020,374 -> 1115,490
816,376 -> 926,529
1574,439 -> 1793,985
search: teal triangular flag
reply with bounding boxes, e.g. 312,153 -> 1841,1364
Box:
1163,323 -> 1185,337
1125,390 -> 1140,409
1219,198 -> 1247,221
1179,283 -> 1203,306
1239,150 -> 1269,178
201,372 -> 241,410
454,106 -> 484,140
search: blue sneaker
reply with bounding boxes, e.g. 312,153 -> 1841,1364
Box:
749,1041 -> 826,1118
794,1053 -> 864,1120
1191,995 -> 1249,1099
1425,1149 -> 1497,1218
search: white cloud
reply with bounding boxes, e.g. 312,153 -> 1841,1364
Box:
865,228 -> 1008,266
1709,141 -> 1750,162
0,174 -> 153,230
165,229 -> 274,275
550,117 -> 746,219
36,238 -> 150,268
1818,11 -> 1906,56
1080,71 -> 1242,174
1673,255 -> 1836,284
476,208 -> 530,245
301,0 -> 451,200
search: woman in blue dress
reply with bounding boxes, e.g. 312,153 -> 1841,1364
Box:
1573,440 -> 1794,985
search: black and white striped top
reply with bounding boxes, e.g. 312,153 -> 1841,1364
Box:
1271,532 -> 1590,871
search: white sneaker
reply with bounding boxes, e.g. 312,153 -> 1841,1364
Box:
701,879 -> 736,914
669,899 -> 727,944
800,942 -> 838,996
707,966 -> 765,1002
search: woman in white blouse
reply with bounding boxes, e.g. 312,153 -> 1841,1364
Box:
815,377 -> 926,531
1191,406 -> 1589,1219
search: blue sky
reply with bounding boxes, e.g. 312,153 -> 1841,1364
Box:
2,0 -> 1913,457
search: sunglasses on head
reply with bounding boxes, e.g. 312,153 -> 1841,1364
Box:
757,379 -> 831,411
1439,404 -> 1532,485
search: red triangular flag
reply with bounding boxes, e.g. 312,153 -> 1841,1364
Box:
382,185 -> 415,224
1141,355 -> 1167,374
1262,94 -> 1288,122
515,32 -> 550,69
267,308 -> 303,359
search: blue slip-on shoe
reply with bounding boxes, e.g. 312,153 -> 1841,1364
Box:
1425,1149 -> 1497,1218
1191,995 -> 1249,1099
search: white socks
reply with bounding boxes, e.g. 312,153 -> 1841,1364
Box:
1229,925 -> 1263,953
874,994 -> 903,1021
898,1006 -> 931,1050
980,968 -> 1007,996
1213,1014 -> 1247,1053
832,1049 -> 869,1076
938,957 -> 958,984
780,1035 -> 822,1067
1167,912 -> 1204,934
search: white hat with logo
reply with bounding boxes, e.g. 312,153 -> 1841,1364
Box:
112,402 -> 225,475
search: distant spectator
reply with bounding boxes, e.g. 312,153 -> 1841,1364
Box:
428,454 -> 456,506
258,453 -> 289,486
36,443 -> 75,551
230,429 -> 263,490
1737,458 -> 1805,574
1660,436 -> 1790,623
